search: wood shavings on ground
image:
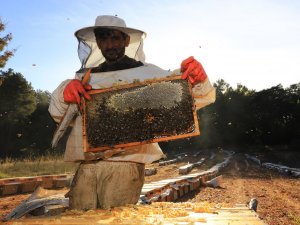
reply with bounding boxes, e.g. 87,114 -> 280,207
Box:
61,202 -> 214,224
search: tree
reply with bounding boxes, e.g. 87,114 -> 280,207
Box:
0,69 -> 36,156
0,69 -> 36,121
250,84 -> 300,146
23,90 -> 56,156
0,18 -> 15,68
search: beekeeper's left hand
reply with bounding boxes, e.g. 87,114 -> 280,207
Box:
181,56 -> 207,85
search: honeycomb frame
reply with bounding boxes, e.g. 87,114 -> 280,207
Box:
82,75 -> 200,152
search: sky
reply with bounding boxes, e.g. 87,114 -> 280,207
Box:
1,0 -> 300,92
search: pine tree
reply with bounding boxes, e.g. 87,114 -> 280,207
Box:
0,18 -> 15,68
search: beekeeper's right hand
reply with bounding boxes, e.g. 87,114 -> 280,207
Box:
63,79 -> 92,105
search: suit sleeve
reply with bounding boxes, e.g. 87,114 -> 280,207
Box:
192,78 -> 216,110
48,79 -> 71,123
171,68 -> 216,110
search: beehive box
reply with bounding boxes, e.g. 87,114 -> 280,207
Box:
8,203 -> 266,224
82,75 -> 200,152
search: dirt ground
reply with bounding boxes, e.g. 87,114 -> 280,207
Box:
182,153 -> 300,225
0,151 -> 299,225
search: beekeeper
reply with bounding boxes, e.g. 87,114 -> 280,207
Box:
49,15 -> 215,210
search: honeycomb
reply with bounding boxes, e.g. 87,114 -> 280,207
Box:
84,78 -> 196,149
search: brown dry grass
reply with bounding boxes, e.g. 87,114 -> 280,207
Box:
0,156 -> 78,179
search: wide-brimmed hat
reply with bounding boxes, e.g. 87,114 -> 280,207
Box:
75,15 -> 146,42
75,15 -> 146,68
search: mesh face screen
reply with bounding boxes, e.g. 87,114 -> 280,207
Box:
77,40 -> 91,68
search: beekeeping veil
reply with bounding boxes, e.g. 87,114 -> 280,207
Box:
75,15 -> 146,69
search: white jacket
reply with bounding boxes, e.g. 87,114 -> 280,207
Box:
49,63 -> 215,163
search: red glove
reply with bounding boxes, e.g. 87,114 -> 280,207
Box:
181,56 -> 207,85
63,79 -> 92,105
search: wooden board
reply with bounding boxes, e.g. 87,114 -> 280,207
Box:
82,75 -> 200,152
3,205 -> 266,225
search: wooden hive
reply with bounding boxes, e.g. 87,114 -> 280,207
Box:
8,204 -> 267,224
82,75 -> 200,152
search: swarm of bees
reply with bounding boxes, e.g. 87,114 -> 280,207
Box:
85,79 -> 195,148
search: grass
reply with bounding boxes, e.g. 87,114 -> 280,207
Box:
0,155 -> 78,179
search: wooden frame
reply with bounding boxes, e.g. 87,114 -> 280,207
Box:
82,75 -> 200,152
